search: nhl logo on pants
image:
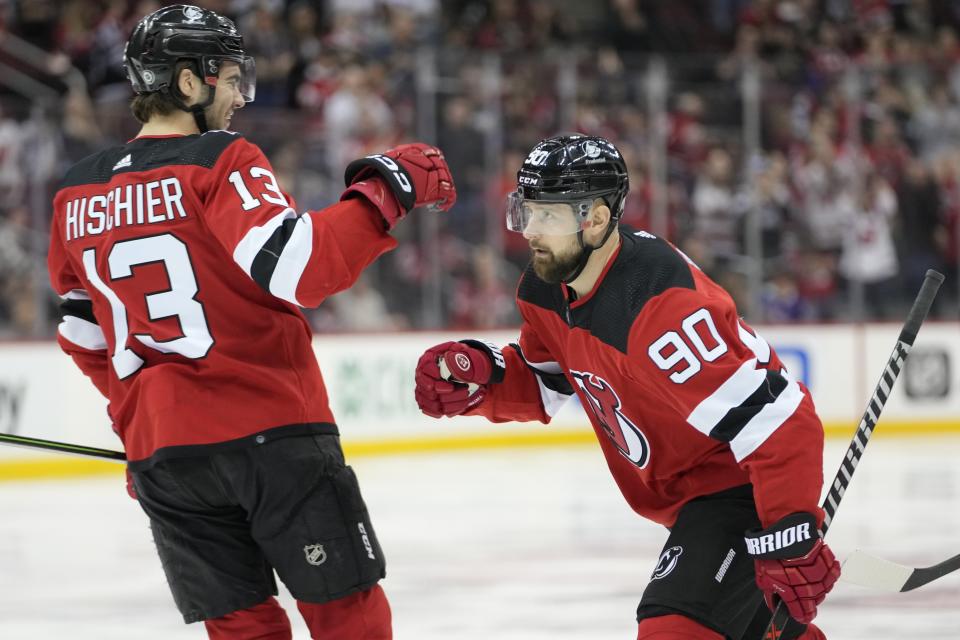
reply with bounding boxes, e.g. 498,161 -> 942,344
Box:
304,544 -> 327,566
651,546 -> 683,580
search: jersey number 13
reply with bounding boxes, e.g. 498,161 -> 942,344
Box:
81,233 -> 213,378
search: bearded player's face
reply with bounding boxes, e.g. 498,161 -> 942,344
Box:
527,231 -> 583,284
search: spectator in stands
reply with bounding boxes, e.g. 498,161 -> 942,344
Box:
239,5 -> 294,106
603,0 -> 649,54
693,147 -> 741,270
796,132 -> 855,255
739,151 -> 794,267
0,105 -> 25,211
448,245 -> 518,329
762,268 -> 809,323
867,114 -> 911,189
0,205 -> 34,334
666,92 -> 708,187
59,87 -> 103,164
6,0 -> 960,335
438,96 -> 485,238
807,20 -> 849,91
910,83 -> 960,161
796,250 -> 841,321
323,64 -> 394,173
839,172 -> 900,318
897,158 -> 945,307
329,273 -> 407,332
716,23 -> 763,82
932,150 -> 960,309
85,0 -> 129,95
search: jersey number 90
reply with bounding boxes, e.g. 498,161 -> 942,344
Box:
647,308 -> 772,384
647,308 -> 728,383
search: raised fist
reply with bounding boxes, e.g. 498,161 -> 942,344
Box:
415,341 -> 492,418
342,143 -> 457,230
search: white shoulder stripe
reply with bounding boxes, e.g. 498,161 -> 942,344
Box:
687,358 -> 766,436
233,207 -> 298,274
738,323 -> 771,363
729,376 -> 804,461
58,316 -> 107,351
267,213 -> 313,306
232,207 -> 313,306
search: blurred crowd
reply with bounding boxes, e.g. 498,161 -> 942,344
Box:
1,0 -> 959,336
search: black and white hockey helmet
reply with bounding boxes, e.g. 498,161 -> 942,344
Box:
507,134 -> 629,235
124,4 -> 256,102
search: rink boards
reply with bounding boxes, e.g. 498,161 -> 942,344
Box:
0,322 -> 958,478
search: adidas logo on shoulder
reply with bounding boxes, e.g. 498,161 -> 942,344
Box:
112,154 -> 132,171
634,230 -> 656,239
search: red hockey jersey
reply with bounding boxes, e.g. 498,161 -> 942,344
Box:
48,132 -> 396,469
468,229 -> 825,528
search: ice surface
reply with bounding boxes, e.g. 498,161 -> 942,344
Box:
1,436 -> 957,639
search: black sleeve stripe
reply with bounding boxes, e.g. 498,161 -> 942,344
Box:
59,298 -> 98,324
537,370 -> 574,396
249,217 -> 300,292
708,369 -> 789,442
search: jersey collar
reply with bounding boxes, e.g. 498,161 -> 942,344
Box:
566,240 -> 623,309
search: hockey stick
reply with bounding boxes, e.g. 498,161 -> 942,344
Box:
763,269 -> 945,638
0,432 -> 126,462
841,549 -> 960,592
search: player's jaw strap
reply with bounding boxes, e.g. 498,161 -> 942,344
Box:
169,73 -> 218,134
562,215 -> 619,284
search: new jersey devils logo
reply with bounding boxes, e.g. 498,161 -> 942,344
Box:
571,370 -> 651,468
651,546 -> 683,580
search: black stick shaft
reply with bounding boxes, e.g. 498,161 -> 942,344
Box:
765,269 -> 944,637
902,553 -> 960,592
899,270 -> 946,347
822,269 -> 944,532
0,432 -> 126,462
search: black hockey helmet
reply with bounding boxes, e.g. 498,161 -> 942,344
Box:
507,134 -> 629,235
124,4 -> 255,102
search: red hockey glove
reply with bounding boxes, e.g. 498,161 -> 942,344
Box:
342,143 -> 457,230
414,340 -> 504,418
746,512 -> 840,625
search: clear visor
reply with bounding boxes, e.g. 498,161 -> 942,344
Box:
234,56 -> 256,102
212,56 -> 256,102
505,191 -> 591,236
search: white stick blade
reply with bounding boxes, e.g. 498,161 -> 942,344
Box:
841,550 -> 912,592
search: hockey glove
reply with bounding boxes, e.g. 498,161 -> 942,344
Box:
414,340 -> 504,418
746,512 -> 841,624
342,143 -> 457,230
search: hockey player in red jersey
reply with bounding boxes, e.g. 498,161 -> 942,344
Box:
47,5 -> 455,639
414,134 -> 838,640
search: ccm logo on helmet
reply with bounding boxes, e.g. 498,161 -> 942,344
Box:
367,155 -> 412,193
